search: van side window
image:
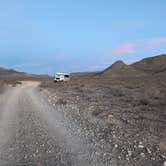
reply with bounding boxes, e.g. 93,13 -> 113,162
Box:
64,75 -> 69,78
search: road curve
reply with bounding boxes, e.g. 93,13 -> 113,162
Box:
0,81 -> 103,166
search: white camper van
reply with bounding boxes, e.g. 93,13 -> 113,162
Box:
54,72 -> 70,82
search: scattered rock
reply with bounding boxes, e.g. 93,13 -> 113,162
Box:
128,150 -> 132,156
114,144 -> 118,148
138,142 -> 144,148
140,153 -> 145,158
146,148 -> 151,154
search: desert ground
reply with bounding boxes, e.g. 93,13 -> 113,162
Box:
0,54 -> 165,166
40,74 -> 166,166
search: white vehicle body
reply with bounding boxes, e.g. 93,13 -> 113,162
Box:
54,72 -> 70,82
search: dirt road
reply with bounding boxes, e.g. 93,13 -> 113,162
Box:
0,81 -> 109,166
1,81 -> 164,166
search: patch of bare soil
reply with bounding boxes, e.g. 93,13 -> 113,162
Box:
40,75 -> 166,166
0,75 -> 49,94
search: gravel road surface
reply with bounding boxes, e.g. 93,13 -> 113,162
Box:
0,81 -> 108,166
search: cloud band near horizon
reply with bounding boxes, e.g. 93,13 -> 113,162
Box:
105,37 -> 166,56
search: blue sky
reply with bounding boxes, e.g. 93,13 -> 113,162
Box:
0,0 -> 166,75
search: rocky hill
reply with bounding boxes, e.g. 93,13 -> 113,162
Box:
100,54 -> 166,77
0,67 -> 28,77
0,67 -> 49,78
102,60 -> 146,77
131,54 -> 166,75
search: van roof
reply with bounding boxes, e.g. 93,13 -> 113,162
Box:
56,72 -> 70,75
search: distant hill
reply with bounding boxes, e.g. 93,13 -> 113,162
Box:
131,54 -> 166,75
71,71 -> 100,78
101,60 -> 146,77
1,54 -> 165,78
0,68 -> 28,77
0,67 -> 48,78
71,54 -> 166,78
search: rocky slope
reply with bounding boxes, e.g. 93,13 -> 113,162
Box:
0,67 -> 27,77
131,54 -> 166,75
101,60 -> 146,77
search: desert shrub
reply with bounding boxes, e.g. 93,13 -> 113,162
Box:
56,98 -> 67,105
92,109 -> 103,116
106,122 -> 115,128
111,88 -> 125,97
0,81 -> 5,94
139,98 -> 149,105
16,81 -> 22,85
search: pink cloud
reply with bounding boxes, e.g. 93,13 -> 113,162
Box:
106,43 -> 136,56
147,38 -> 166,46
105,37 -> 166,56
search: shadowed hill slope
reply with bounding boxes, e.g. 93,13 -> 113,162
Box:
0,68 -> 29,77
0,67 -> 50,79
131,54 -> 166,75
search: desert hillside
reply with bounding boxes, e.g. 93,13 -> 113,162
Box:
131,54 -> 166,75
102,60 -> 146,77
0,67 -> 29,77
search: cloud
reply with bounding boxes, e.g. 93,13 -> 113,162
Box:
106,43 -> 136,56
14,63 -> 49,68
147,38 -> 166,46
105,37 -> 166,56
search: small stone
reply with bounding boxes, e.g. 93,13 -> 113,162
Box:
114,144 -> 118,148
138,144 -> 144,148
76,96 -> 79,100
140,153 -> 145,158
138,142 -> 144,148
162,154 -> 166,159
24,155 -> 27,159
128,150 -> 132,156
103,153 -> 108,157
146,148 -> 151,154
113,135 -> 116,138
108,114 -> 114,118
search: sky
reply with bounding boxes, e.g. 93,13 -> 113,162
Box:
0,0 -> 166,75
